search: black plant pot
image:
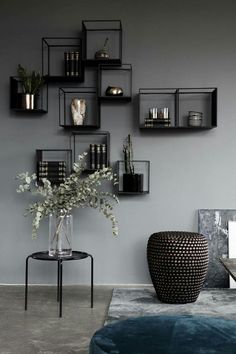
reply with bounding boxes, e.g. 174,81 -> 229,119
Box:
123,173 -> 143,193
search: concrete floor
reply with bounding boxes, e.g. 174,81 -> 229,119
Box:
0,285 -> 113,354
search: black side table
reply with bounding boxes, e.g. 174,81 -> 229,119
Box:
25,251 -> 93,317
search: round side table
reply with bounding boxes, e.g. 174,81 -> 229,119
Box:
25,251 -> 93,317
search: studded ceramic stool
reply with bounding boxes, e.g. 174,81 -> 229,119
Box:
147,231 -> 208,304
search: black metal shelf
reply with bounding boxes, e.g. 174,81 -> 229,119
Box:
118,191 -> 149,195
98,96 -> 131,103
10,77 -> 48,113
82,20 -> 122,66
139,87 -> 217,130
42,37 -> 84,82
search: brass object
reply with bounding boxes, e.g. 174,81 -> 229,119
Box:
105,86 -> 123,96
95,37 -> 110,60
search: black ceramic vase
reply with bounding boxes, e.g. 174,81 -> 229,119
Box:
123,173 -> 143,193
147,231 -> 208,303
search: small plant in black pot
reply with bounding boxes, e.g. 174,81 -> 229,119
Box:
123,134 -> 143,193
17,64 -> 44,110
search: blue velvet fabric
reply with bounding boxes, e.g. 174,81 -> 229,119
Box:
89,315 -> 236,354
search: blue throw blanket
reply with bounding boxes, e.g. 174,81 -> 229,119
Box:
89,315 -> 236,354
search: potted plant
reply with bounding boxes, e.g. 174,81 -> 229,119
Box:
123,134 -> 143,193
17,64 -> 44,110
16,152 -> 119,257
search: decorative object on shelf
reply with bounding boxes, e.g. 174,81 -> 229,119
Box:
147,231 -> 209,304
59,87 -> 99,129
64,51 -> 80,77
105,86 -> 123,96
49,211 -> 73,257
16,153 -> 119,250
37,160 -> 66,185
71,98 -> 86,125
89,143 -> 107,170
188,111 -> 203,127
95,37 -> 110,60
17,64 -> 44,110
123,134 -> 143,193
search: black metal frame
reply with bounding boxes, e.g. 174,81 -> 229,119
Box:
25,251 -> 94,318
139,87 -> 217,130
82,20 -> 122,66
59,87 -> 100,129
42,37 -> 84,82
116,160 -> 150,195
98,64 -> 132,102
10,77 -> 48,113
70,131 -> 110,172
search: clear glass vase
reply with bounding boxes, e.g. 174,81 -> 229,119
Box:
49,212 -> 73,257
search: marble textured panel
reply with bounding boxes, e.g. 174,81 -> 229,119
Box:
198,209 -> 236,288
106,287 -> 236,324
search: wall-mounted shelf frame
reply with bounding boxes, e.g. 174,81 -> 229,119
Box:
116,160 -> 150,195
59,87 -> 100,129
42,37 -> 84,82
36,149 -> 72,185
82,20 -> 122,66
139,88 -> 217,130
10,77 -> 48,113
98,64 -> 132,102
70,131 -> 110,173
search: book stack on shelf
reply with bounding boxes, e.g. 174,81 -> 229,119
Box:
64,52 -> 80,76
37,161 -> 67,185
144,107 -> 171,127
89,144 -> 107,170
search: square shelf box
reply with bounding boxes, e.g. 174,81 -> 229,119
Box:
178,88 -> 217,128
59,87 -> 100,129
71,131 -> 110,173
10,77 -> 48,113
98,64 -> 132,102
139,88 -> 176,129
42,37 -> 84,82
116,160 -> 150,195
36,149 -> 72,185
82,20 -> 122,66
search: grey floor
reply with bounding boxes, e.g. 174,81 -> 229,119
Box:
0,285 -> 113,354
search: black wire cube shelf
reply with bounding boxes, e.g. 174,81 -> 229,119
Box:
36,149 -> 72,185
116,160 -> 150,195
139,88 -> 217,130
82,20 -> 122,66
10,77 -> 48,113
70,131 -> 110,173
98,64 -> 132,102
59,87 -> 100,129
42,37 -> 84,82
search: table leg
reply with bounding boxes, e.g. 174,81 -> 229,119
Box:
59,259 -> 63,317
88,254 -> 94,308
57,260 -> 60,302
25,256 -> 31,311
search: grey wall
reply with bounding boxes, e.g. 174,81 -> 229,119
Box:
0,0 -> 236,284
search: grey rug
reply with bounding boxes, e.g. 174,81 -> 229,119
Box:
106,287 -> 236,324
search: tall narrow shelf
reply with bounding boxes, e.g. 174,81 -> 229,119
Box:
71,131 -> 110,173
116,160 -> 150,195
82,20 -> 122,66
10,77 -> 48,113
98,64 -> 132,102
42,37 -> 84,82
139,88 -> 217,130
59,87 -> 100,129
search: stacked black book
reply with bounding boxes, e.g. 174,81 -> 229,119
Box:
37,161 -> 66,185
90,144 -> 107,170
144,118 -> 171,127
64,51 -> 80,76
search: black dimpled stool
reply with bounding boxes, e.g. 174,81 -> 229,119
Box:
147,231 -> 208,303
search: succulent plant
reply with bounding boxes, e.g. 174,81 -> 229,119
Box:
17,64 -> 44,95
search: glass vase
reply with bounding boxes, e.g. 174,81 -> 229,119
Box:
49,212 -> 73,257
